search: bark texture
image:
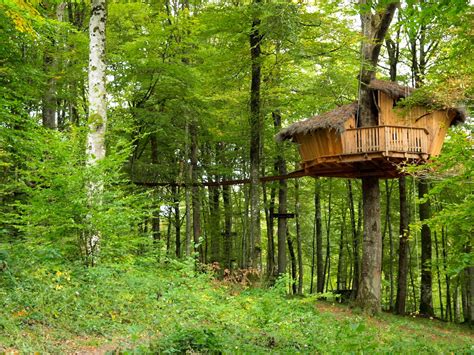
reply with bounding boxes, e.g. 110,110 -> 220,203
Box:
357,177 -> 382,314
347,181 -> 360,298
395,176 -> 410,315
85,0 -> 107,265
355,0 -> 398,314
87,0 -> 107,165
190,122 -> 202,260
274,112 -> 287,276
315,179 -> 324,293
419,179 -> 434,316
248,3 -> 263,268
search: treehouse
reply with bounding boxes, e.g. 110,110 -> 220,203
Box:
277,80 -> 465,178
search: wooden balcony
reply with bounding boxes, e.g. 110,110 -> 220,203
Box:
301,125 -> 430,178
341,125 -> 429,155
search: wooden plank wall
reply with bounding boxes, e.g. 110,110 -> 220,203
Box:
296,129 -> 343,161
378,92 -> 453,157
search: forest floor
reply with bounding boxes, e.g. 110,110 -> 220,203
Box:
0,257 -> 472,353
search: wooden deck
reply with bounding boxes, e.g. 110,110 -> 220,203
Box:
301,125 -> 430,178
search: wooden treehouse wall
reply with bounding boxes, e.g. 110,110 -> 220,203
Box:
377,91 -> 453,156
296,129 -> 343,162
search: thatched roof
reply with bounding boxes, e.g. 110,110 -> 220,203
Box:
368,79 -> 414,99
277,79 -> 467,142
276,102 -> 358,142
369,79 -> 466,123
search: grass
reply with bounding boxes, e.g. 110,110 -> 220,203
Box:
0,256 -> 472,353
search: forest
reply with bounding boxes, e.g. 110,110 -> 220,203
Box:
0,0 -> 473,352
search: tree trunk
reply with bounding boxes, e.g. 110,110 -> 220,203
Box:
172,185 -> 181,258
409,244 -> 417,313
356,0 -> 398,314
324,180 -> 332,292
315,178 -> 324,293
151,196 -> 161,243
248,0 -> 262,269
310,185 -> 316,293
288,236 -> 297,295
395,176 -> 410,315
209,177 -> 220,263
190,121 -> 202,261
357,177 -> 382,314
347,180 -> 360,299
461,243 -> 473,325
337,207 -> 347,291
274,111 -> 287,276
166,208 -> 172,253
223,184 -> 233,270
295,177 -> 303,295
85,0 -> 107,265
384,180 -> 394,311
442,226 -> 452,321
277,169 -> 287,276
150,135 -> 161,244
263,182 -> 276,277
185,122 -> 192,256
434,230 -> 444,319
419,179 -> 434,316
42,51 -> 56,129
453,277 -> 460,323
42,3 -> 66,129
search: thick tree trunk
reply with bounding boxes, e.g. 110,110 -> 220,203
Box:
355,0 -> 398,314
356,177 -> 382,314
419,179 -> 434,316
384,180 -> 394,311
395,176 -> 410,315
85,0 -> 107,265
248,2 -> 262,269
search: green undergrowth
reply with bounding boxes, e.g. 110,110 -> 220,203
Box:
0,253 -> 472,353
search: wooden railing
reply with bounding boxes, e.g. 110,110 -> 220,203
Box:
341,126 -> 429,155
